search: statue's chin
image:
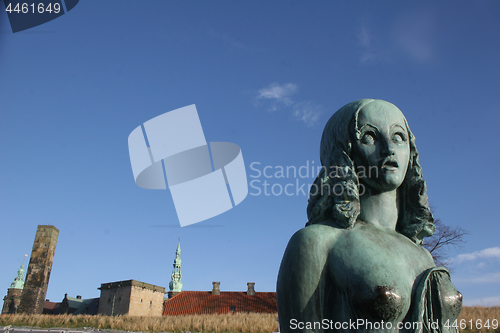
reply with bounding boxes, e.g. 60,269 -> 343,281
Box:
360,176 -> 404,193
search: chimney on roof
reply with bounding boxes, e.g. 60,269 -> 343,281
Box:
76,295 -> 82,299
247,282 -> 255,296
212,282 -> 220,295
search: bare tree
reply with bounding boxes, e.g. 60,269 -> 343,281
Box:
423,218 -> 470,269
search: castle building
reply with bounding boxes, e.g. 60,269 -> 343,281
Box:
1,258 -> 26,314
3,229 -> 277,317
97,280 -> 165,316
18,225 -> 59,314
163,282 -> 277,315
94,240 -> 179,316
59,294 -> 99,315
162,240 -> 277,315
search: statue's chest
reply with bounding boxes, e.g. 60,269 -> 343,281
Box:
328,225 -> 434,322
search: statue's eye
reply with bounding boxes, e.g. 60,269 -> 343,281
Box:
392,132 -> 406,143
361,132 -> 376,144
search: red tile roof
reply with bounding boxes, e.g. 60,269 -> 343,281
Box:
162,291 -> 277,315
43,301 -> 61,314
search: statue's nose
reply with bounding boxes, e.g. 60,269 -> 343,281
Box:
380,141 -> 396,156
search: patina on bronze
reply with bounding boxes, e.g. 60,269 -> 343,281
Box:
277,99 -> 462,333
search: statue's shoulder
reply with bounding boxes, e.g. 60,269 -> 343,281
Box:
287,221 -> 344,255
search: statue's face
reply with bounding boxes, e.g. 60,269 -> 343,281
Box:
353,101 -> 410,193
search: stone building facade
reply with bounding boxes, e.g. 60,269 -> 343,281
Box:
2,288 -> 23,314
98,280 -> 165,316
18,225 -> 59,314
2,260 -> 26,314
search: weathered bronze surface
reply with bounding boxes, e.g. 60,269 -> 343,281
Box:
277,100 -> 462,332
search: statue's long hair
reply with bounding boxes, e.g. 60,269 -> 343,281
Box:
306,99 -> 435,244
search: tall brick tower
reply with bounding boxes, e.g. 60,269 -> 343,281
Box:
18,225 -> 59,314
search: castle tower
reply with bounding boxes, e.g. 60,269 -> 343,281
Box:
18,225 -> 59,314
2,256 -> 27,314
168,238 -> 182,298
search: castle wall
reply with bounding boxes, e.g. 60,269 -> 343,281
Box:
2,288 -> 23,314
18,225 -> 59,314
98,283 -> 131,316
98,280 -> 165,316
128,284 -> 164,316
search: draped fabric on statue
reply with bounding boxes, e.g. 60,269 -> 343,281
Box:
408,267 -> 462,333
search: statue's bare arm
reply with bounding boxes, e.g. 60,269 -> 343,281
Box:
277,225 -> 338,333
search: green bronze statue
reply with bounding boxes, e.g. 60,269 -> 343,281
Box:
277,99 -> 462,333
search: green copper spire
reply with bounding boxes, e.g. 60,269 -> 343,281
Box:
169,238 -> 183,293
10,256 -> 27,290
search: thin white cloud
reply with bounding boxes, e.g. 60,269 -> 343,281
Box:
393,9 -> 437,62
356,23 -> 393,64
292,102 -> 323,127
257,83 -> 297,109
357,26 -> 376,63
455,247 -> 500,263
356,10 -> 436,64
207,30 -> 254,51
464,295 -> 500,307
358,26 -> 371,49
455,271 -> 500,284
255,83 -> 323,127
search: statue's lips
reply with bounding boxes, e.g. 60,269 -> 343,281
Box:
381,158 -> 399,171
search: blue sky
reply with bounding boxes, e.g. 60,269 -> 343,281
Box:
0,1 -> 499,307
